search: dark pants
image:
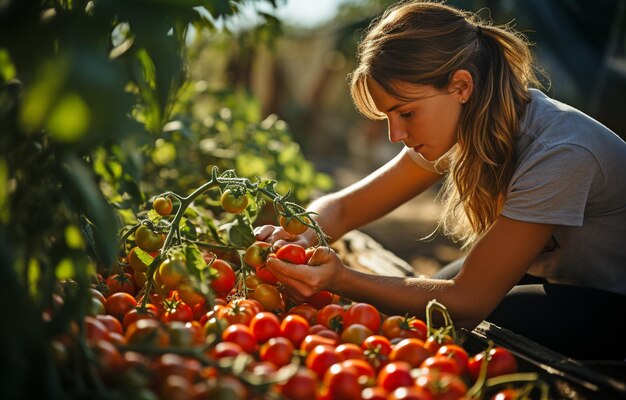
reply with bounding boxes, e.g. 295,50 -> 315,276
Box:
433,258 -> 626,361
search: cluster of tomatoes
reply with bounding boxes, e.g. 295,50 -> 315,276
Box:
48,193 -> 523,400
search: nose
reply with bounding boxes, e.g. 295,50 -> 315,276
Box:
387,119 -> 408,144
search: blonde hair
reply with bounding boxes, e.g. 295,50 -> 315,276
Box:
349,0 -> 542,247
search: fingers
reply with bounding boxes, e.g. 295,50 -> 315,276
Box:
253,224 -> 308,249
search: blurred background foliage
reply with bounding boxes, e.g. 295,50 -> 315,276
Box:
0,0 -> 624,397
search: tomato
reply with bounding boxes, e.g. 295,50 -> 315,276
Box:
92,339 -> 125,375
362,335 -> 392,357
162,300 -> 194,323
287,303 -> 318,324
436,344 -> 469,375
344,303 -> 381,333
222,324 -> 256,353
361,386 -> 390,400
236,298 -> 264,315
105,272 -> 136,296
318,304 -> 345,332
255,265 -> 279,285
84,316 -> 109,343
320,362 -> 362,400
340,323 -> 373,345
208,259 -> 236,296
153,196 -> 173,216
134,225 -> 165,252
212,341 -> 244,359
340,358 -> 376,380
491,388 -> 520,400
420,356 -> 460,375
389,338 -> 430,368
158,257 -> 188,289
125,318 -> 169,346
244,241 -> 272,269
122,303 -> 159,330
424,334 -> 454,354
154,353 -> 201,383
388,386 -> 433,400
377,361 -> 414,392
95,314 -> 124,335
315,328 -> 340,342
89,287 -> 107,306
300,334 -> 338,354
279,215 -> 310,235
306,344 -> 341,378
167,321 -> 203,347
280,314 -> 310,347
177,281 -> 204,307
306,290 -> 335,310
278,367 -> 318,400
259,336 -> 294,367
105,292 -> 138,320
467,347 -> 517,381
159,375 -> 195,400
249,311 -> 281,343
128,246 -> 159,273
336,343 -> 365,360
203,316 -> 229,338
251,283 -> 283,312
218,302 -> 255,326
415,371 -> 468,400
382,315 -> 428,341
220,188 -> 248,214
275,243 -> 307,264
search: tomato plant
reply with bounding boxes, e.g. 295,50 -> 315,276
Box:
134,225 -> 165,252
153,196 -> 174,216
244,241 -> 273,269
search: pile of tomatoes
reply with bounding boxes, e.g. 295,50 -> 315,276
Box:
48,194 -> 524,400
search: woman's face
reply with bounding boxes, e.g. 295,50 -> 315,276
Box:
367,78 -> 463,161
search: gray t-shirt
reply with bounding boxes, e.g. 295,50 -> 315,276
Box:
407,89 -> 626,295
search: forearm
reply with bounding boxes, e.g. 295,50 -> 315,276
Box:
330,267 -> 482,329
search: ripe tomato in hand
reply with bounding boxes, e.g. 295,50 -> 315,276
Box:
244,241 -> 272,268
279,215 -> 310,235
220,189 -> 248,214
275,243 -> 307,264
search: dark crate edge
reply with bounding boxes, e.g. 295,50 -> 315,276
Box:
467,321 -> 626,398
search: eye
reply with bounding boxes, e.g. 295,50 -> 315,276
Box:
399,111 -> 412,119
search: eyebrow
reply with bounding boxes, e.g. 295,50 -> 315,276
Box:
385,102 -> 407,113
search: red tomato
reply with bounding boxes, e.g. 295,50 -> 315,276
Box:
92,339 -> 124,374
382,315 -> 428,341
259,336 -> 294,367
436,344 -> 469,375
306,344 -> 342,378
125,318 -> 169,346
208,259 -> 236,296
420,356 -> 461,375
335,343 -> 365,360
162,301 -> 194,323
389,338 -> 430,368
287,303 -> 318,324
244,241 -> 272,269
300,334 -> 338,354
377,361 -> 414,392
153,196 -> 173,216
344,303 -> 381,333
221,324 -> 256,353
105,292 -> 138,321
317,304 -> 345,332
95,314 -> 123,335
468,347 -> 518,381
249,311 -> 281,343
362,386 -> 390,400
306,290 -> 335,309
122,304 -> 159,330
255,265 -> 279,285
415,371 -> 468,400
340,358 -> 376,380
388,386 -> 433,400
237,298 -> 264,315
84,316 -> 109,343
105,272 -> 136,296
218,301 -> 255,326
320,362 -> 362,400
278,367 -> 318,400
212,341 -> 244,359
166,321 -> 203,347
362,335 -> 392,357
280,314 -> 310,347
275,243 -> 307,264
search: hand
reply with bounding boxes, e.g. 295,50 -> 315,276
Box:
253,224 -> 316,249
266,246 -> 344,298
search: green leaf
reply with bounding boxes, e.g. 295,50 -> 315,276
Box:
222,216 -> 255,248
46,92 -> 91,142
55,258 -> 75,280
134,247 -> 155,266
185,244 -> 206,272
0,48 -> 16,81
65,225 -> 85,249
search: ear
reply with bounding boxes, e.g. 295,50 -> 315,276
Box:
448,70 -> 473,104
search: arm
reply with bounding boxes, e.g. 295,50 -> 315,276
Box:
256,149 -> 442,247
267,215 -> 555,328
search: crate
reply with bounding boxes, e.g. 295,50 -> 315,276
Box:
464,321 -> 626,399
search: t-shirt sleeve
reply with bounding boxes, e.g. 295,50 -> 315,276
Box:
502,144 -> 600,226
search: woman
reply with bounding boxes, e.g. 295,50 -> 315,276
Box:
256,1 -> 626,360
